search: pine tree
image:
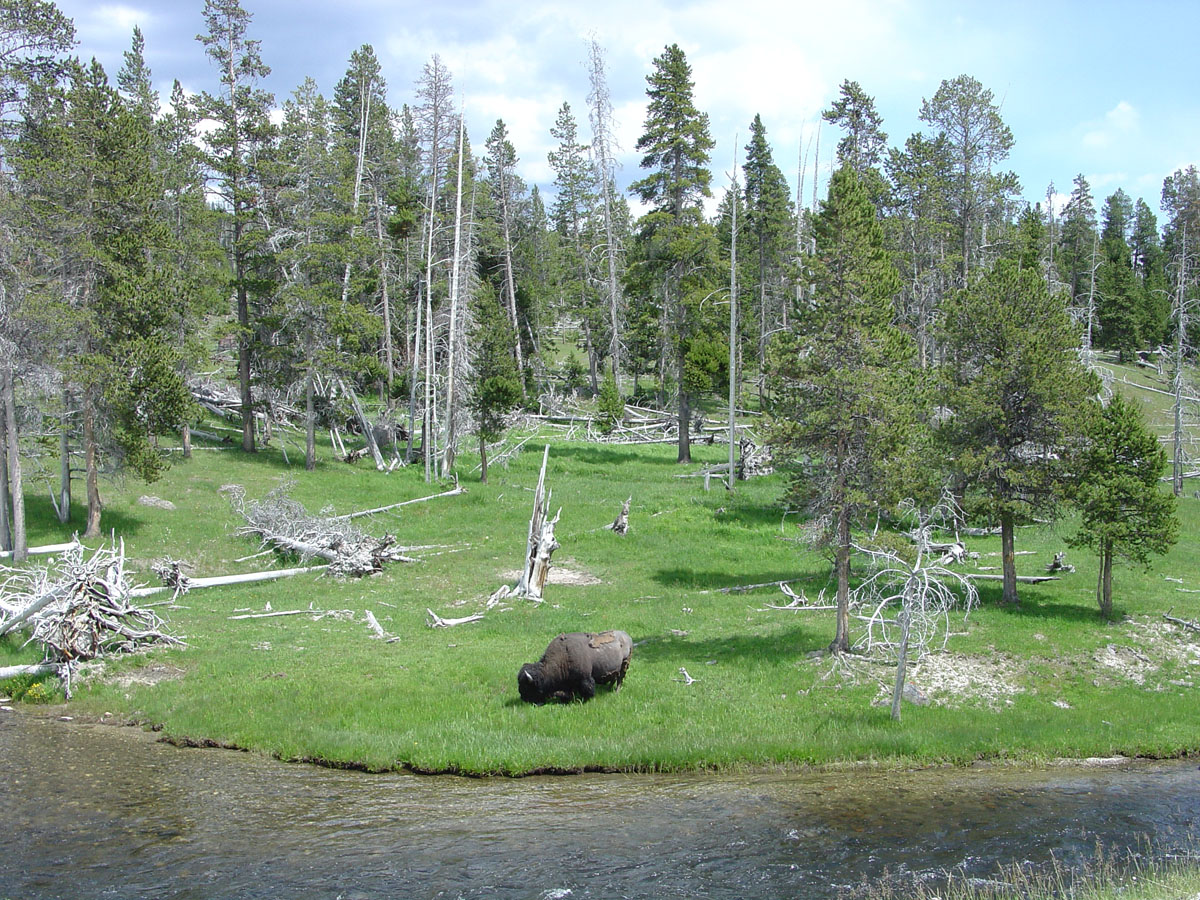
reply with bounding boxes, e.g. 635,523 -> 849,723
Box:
742,113 -> 794,377
195,0 -> 276,452
1058,174 -> 1098,304
1069,394 -> 1178,619
630,43 -> 715,464
822,79 -> 889,209
469,282 -> 520,483
1096,189 -> 1142,361
938,261 -> 1098,606
918,75 -> 1018,284
767,166 -> 914,653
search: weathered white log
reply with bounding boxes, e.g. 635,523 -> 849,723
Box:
426,608 -> 484,628
364,610 -> 399,642
328,486 -> 465,522
0,540 -> 84,560
339,378 -> 386,470
965,573 -> 1060,584
0,584 -> 71,637
1164,608 -> 1200,633
0,662 -> 59,679
130,565 -> 329,598
228,609 -> 313,620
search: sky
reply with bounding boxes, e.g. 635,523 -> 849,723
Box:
51,0 -> 1200,222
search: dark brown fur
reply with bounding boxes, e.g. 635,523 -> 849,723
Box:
517,630 -> 632,703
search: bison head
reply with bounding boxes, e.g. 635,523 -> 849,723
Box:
517,663 -> 545,703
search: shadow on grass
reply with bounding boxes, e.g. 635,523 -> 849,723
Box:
975,582 -> 1103,625
548,444 -> 682,469
25,496 -> 148,540
652,566 -> 827,592
633,624 -> 826,666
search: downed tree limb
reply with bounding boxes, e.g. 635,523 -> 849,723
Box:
339,378 -> 386,470
364,610 -> 399,642
0,662 -> 60,680
1163,608 -> 1200,633
0,540 -> 86,561
130,565 -> 329,598
328,485 -> 465,522
965,573 -> 1060,584
426,608 -> 485,628
224,482 -> 418,577
0,540 -> 182,696
227,609 -> 312,620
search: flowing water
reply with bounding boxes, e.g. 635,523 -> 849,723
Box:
1,712 -> 1198,899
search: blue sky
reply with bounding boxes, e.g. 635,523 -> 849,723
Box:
54,0 -> 1200,221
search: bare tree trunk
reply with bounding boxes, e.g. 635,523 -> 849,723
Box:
442,114 -> 465,478
58,389 -> 70,523
479,433 -> 488,484
676,375 -> 691,464
83,394 -> 101,539
1000,508 -> 1018,606
304,367 -> 316,470
237,281 -> 254,453
890,605 -> 911,721
340,81 -> 371,306
374,197 -> 394,405
498,171 -> 525,392
0,391 -> 12,552
181,422 -> 192,459
2,365 -> 25,560
832,504 -> 851,653
588,40 -> 623,383
728,148 -> 738,491
408,282 -> 422,463
1097,541 -> 1113,619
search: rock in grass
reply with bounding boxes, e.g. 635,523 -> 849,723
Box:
138,495 -> 176,510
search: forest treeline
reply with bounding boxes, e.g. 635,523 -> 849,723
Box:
0,0 -> 1193,623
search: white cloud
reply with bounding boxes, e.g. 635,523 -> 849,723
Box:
1082,100 -> 1140,150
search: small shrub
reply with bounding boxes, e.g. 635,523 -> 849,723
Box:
597,372 -> 623,434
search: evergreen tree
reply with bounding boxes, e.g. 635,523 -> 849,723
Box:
822,79 -> 889,208
195,0 -> 276,452
938,261 -> 1098,606
767,166 -> 914,653
1058,174 -> 1098,305
1131,198 -> 1169,345
469,282 -> 520,483
918,75 -> 1018,284
630,43 -> 716,463
1096,189 -> 1142,361
1069,394 -> 1178,619
886,131 -> 955,367
742,113 -> 794,376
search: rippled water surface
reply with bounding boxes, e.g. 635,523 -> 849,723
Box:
1,713 -> 1198,899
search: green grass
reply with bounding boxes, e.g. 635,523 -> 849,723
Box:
2,396 -> 1199,775
866,847 -> 1200,900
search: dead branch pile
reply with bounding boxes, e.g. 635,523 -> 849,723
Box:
736,437 -> 773,479
224,482 -> 418,578
0,540 -> 183,694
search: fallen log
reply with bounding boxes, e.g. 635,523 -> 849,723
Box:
130,565 -> 329,598
1163,609 -> 1200,633
0,540 -> 85,561
965,573 -> 1060,584
328,485 -> 465,522
228,609 -> 314,620
0,662 -> 59,680
426,608 -> 484,628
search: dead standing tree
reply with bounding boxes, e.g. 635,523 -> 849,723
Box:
490,445 -> 560,603
852,495 -> 979,721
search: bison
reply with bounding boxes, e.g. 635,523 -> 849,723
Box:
517,630 -> 632,704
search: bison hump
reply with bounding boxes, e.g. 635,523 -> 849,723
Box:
588,631 -> 617,649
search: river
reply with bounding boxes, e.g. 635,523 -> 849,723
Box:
1,712 -> 1197,899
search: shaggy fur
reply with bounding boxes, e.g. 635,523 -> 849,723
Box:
517,630 -> 632,704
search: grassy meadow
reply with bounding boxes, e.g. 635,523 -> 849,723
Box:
2,365 -> 1199,775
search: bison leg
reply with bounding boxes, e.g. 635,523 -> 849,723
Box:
613,656 -> 630,691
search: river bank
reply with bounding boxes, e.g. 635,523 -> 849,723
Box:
3,437 -> 1199,776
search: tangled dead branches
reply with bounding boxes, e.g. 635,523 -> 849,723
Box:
223,481 -> 417,578
0,540 -> 183,695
